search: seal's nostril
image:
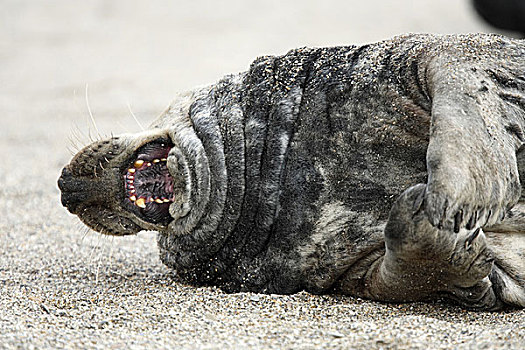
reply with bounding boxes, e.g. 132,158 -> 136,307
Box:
60,192 -> 76,212
57,166 -> 76,192
57,166 -> 78,191
59,174 -> 80,213
58,166 -> 97,213
57,174 -> 67,191
61,167 -> 71,177
57,166 -> 96,192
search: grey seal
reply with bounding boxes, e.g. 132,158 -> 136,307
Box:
58,33 -> 525,310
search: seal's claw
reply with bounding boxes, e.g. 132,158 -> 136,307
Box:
453,210 -> 463,233
466,211 -> 477,230
424,181 -> 517,232
465,227 -> 481,250
423,191 -> 447,228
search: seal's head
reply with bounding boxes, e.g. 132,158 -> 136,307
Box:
58,129 -> 190,235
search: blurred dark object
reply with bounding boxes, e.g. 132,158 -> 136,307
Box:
472,0 -> 525,36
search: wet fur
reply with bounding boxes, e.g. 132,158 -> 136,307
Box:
59,34 -> 525,310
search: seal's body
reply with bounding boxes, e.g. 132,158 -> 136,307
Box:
58,34 -> 525,310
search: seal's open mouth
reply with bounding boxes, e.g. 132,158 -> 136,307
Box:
123,139 -> 175,225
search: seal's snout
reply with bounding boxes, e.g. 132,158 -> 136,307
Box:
58,165 -> 142,235
58,167 -> 91,214
58,134 -> 181,233
58,166 -> 116,214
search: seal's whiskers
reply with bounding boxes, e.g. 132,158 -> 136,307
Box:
127,101 -> 144,131
85,83 -> 101,140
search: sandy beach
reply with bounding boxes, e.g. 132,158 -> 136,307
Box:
1,0 -> 523,348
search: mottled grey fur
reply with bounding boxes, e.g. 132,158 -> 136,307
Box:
58,34 -> 525,310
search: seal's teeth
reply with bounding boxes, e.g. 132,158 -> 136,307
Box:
135,198 -> 146,208
128,168 -> 136,173
134,160 -> 144,168
155,198 -> 163,204
130,195 -> 137,201
161,158 -> 167,162
153,159 -> 160,163
147,162 -> 152,167
163,199 -> 170,203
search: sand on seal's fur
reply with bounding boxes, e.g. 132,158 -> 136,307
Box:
1,0 -> 523,348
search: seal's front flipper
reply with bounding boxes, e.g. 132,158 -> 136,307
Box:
363,185 -> 502,309
423,53 -> 525,232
